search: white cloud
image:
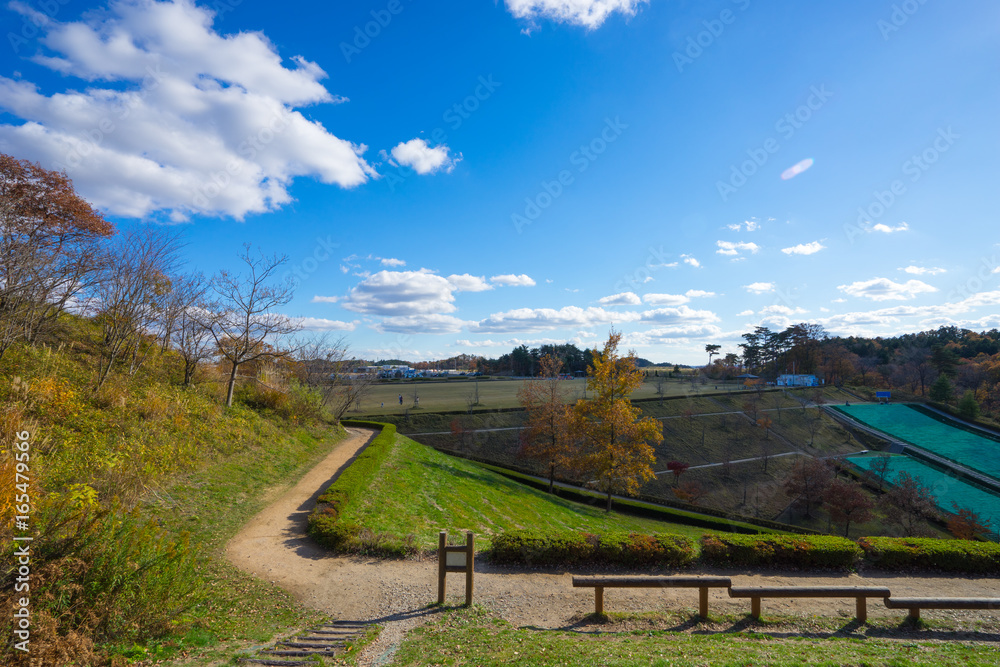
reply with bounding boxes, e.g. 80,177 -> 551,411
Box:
504,0 -> 648,29
993,267 -> 1000,275
598,292 -> 641,306
639,306 -> 719,326
389,138 -> 460,175
872,222 -> 909,233
685,289 -> 716,298
759,305 -> 807,316
736,309 -> 755,316
743,282 -> 774,294
380,257 -> 406,267
837,277 -> 938,302
341,269 -> 458,316
681,254 -> 701,268
0,0 -> 376,220
490,274 -> 536,287
472,306 -> 638,334
781,241 -> 825,256
311,295 -> 340,303
643,293 -> 689,306
726,219 -> 760,232
373,314 -> 466,335
716,240 -> 760,256
295,317 -> 356,331
901,265 -> 946,275
446,274 -> 492,292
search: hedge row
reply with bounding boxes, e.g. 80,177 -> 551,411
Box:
489,529 -> 696,568
486,531 -> 1000,573
700,533 -> 863,569
859,536 -> 1000,574
307,421 -> 419,557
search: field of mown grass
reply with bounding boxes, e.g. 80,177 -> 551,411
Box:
340,432 -> 739,549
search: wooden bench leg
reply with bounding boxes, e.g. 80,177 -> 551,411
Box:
909,608 -> 920,621
699,587 -> 708,619
595,587 -> 604,615
751,597 -> 761,620
856,597 -> 867,624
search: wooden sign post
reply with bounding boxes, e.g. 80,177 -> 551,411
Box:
437,530 -> 474,606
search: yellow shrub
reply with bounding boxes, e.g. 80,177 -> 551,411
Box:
28,376 -> 81,420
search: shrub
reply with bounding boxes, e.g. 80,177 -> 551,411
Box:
859,536 -> 1000,574
487,529 -> 696,568
700,534 -> 862,569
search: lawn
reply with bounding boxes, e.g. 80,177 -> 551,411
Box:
392,607 -> 1000,667
340,433 -> 733,550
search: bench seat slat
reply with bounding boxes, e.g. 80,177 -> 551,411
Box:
572,576 -> 731,589
729,586 -> 891,598
885,598 -> 1000,610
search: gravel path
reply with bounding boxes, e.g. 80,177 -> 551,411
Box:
226,428 -> 1000,665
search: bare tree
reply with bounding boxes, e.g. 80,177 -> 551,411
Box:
293,334 -> 374,423
824,478 -> 874,537
866,453 -> 893,492
158,271 -> 207,353
0,154 -> 114,356
175,306 -> 214,387
884,471 -> 938,537
201,245 -> 300,408
783,457 -> 833,520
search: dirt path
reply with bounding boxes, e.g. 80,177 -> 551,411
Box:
227,428 -> 1000,664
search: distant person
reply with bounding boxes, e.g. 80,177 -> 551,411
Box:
399,394 -> 403,405
415,397 -> 419,406
380,402 -> 384,408
846,400 -> 850,406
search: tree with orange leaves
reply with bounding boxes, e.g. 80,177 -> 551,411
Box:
518,354 -> 574,493
0,153 -> 114,356
573,330 -> 662,511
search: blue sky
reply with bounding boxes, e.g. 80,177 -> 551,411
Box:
2,0 -> 999,364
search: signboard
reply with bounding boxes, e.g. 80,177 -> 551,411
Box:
438,531 -> 474,606
876,391 -> 891,398
446,551 -> 467,568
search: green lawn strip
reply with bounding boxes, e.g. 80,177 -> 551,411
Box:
124,423 -> 347,664
393,607 -> 1000,667
340,434 -> 710,550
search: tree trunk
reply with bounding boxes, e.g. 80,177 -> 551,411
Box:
605,490 -> 613,513
548,462 -> 555,494
225,360 -> 239,407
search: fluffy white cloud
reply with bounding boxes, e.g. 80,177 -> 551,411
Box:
374,314 -> 466,335
901,265 -> 946,275
781,241 -> 825,256
639,306 -> 719,326
737,309 -> 755,316
311,295 -> 340,303
341,269 -> 458,316
872,222 -> 909,233
294,317 -> 357,331
643,293 -> 689,306
471,306 -> 638,334
743,282 -> 774,294
598,292 -> 641,306
685,289 -> 716,298
380,257 -> 406,267
716,240 -> 760,256
759,305 -> 807,316
389,138 -> 460,175
504,0 -> 648,29
681,254 -> 701,268
838,277 -> 937,301
0,0 -> 376,220
726,219 -> 760,232
629,325 -> 723,343
490,274 -> 536,287
447,274 -> 492,292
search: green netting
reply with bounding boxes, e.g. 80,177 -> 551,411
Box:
834,403 -> 1000,481
847,455 -> 1000,527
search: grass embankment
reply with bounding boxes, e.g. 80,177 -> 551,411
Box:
332,431 -> 763,551
393,607 -> 1000,667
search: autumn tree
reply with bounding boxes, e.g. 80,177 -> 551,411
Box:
518,354 -> 574,493
883,471 -> 938,537
0,154 -> 114,356
947,502 -> 991,540
573,331 -> 662,511
293,334 -> 375,424
866,453 -> 893,492
782,457 -> 833,520
823,478 -> 874,537
665,460 -> 689,486
200,245 -> 300,407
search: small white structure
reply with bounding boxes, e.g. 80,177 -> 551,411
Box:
776,373 -> 820,387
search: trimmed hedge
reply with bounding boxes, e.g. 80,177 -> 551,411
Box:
700,533 -> 863,570
308,421 -> 418,557
488,529 -> 696,568
859,536 -> 1000,574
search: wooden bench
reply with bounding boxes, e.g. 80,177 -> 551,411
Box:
572,576 -> 732,617
729,586 -> 891,623
884,597 -> 1000,621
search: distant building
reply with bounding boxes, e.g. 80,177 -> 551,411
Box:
776,374 -> 820,387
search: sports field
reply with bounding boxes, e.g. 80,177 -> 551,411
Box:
846,454 -> 1000,527
835,403 -> 1000,481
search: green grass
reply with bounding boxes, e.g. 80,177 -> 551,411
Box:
340,433 -> 714,549
393,607 -> 1000,666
